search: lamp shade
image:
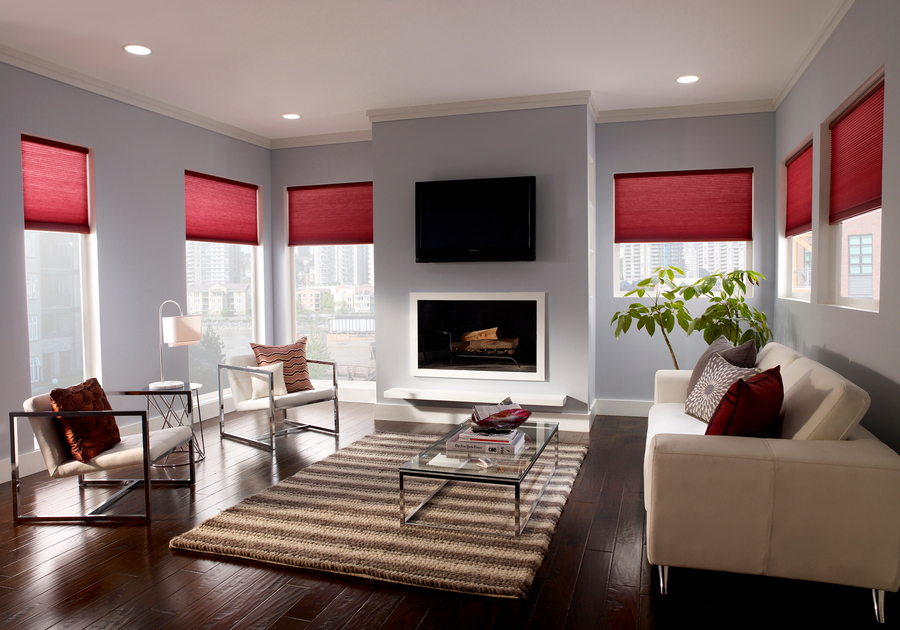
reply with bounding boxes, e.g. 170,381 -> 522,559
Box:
162,315 -> 202,346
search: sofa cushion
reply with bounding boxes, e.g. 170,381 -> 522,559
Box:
688,336 -> 757,396
779,359 -> 870,440
251,339 -> 314,393
756,342 -> 804,372
706,366 -> 784,437
50,378 -> 121,463
685,353 -> 759,423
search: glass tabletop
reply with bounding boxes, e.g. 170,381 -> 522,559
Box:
399,421 -> 559,482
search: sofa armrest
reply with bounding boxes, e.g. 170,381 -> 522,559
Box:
654,369 -> 693,404
645,433 -> 900,591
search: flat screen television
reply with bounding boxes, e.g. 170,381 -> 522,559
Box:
416,175 -> 536,262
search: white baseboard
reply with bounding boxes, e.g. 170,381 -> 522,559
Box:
592,399 -> 653,417
375,402 -> 593,432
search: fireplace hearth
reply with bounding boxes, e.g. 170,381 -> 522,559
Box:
410,292 -> 545,381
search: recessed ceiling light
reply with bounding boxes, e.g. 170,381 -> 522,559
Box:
123,45 -> 152,56
677,75 -> 699,84
282,113 -> 301,120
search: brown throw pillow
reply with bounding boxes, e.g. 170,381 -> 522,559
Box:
251,339 -> 314,393
687,336 -> 758,395
50,378 -> 121,463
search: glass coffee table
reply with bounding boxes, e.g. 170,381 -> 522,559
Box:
399,421 -> 559,536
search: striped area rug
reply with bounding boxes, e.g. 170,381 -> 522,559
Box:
169,432 -> 587,598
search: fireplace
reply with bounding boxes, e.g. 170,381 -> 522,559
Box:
410,292 -> 545,381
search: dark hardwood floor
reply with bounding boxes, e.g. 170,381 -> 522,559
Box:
0,403 -> 895,629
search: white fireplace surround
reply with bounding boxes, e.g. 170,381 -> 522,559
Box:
410,292 -> 546,382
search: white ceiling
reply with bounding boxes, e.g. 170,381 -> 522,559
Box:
0,0 -> 849,145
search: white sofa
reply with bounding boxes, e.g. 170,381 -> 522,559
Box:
644,342 -> 900,623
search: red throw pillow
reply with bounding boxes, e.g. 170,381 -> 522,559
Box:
251,339 -> 314,393
706,366 -> 784,438
50,378 -> 121,463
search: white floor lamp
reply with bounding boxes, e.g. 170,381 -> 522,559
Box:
150,300 -> 202,390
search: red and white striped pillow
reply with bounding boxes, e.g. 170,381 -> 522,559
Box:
250,339 -> 314,393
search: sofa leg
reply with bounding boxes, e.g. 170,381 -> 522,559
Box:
873,589 -> 885,623
658,566 -> 668,594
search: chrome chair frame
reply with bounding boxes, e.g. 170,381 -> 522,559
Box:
9,407 -> 195,525
218,358 -> 339,452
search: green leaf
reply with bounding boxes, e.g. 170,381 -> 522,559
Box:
646,318 -> 656,337
683,286 -> 695,300
615,318 -> 623,339
623,314 -> 632,334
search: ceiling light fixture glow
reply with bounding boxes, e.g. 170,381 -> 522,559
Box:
677,75 -> 699,84
282,113 -> 301,119
124,45 -> 152,56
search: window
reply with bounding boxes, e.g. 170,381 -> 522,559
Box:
288,182 -> 375,382
21,135 -> 90,397
840,216 -> 880,300
829,79 -> 883,307
614,169 -> 752,292
184,171 -> 260,395
30,357 -> 42,383
784,142 -> 813,296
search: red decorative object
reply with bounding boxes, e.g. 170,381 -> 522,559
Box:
785,143 -> 813,237
706,366 -> 784,438
830,81 -> 884,224
614,168 -> 753,243
288,182 -> 374,246
21,135 -> 90,234
185,171 -> 259,246
473,408 -> 532,430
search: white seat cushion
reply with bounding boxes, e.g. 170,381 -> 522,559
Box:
234,387 -> 336,412
646,402 -> 707,459
53,426 -> 193,478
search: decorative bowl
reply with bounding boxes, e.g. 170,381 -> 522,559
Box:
472,408 -> 532,431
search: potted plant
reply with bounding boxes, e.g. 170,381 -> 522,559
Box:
685,269 -> 773,351
610,266 -> 694,369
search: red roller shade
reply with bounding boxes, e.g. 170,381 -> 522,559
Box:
21,135 -> 90,234
288,182 -> 373,246
785,143 -> 813,237
830,81 -> 884,224
185,171 -> 259,246
614,168 -> 753,243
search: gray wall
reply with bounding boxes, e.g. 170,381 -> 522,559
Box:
774,0 -> 900,448
0,61 -> 271,459
372,106 -> 591,413
594,112 -> 777,402
269,142 -> 374,343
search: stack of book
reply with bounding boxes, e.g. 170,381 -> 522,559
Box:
446,426 -> 527,456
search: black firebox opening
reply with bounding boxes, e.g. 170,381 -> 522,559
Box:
416,299 -> 538,372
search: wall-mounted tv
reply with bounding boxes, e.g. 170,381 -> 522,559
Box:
415,175 -> 536,263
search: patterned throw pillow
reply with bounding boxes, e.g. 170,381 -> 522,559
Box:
251,339 -> 314,393
687,336 -> 758,397
685,353 -> 760,423
50,378 -> 121,463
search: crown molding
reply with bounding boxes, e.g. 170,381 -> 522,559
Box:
595,99 -> 774,124
773,0 -> 856,110
270,130 -> 373,150
367,91 -> 594,123
0,44 -> 272,149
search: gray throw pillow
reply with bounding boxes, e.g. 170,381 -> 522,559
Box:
687,336 -> 758,395
685,353 -> 760,423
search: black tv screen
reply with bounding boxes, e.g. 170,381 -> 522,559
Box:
416,176 -> 536,262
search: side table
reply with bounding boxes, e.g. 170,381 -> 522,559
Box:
108,385 -> 204,465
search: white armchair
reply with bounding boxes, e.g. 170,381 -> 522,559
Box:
217,353 -> 339,451
10,393 -> 195,524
